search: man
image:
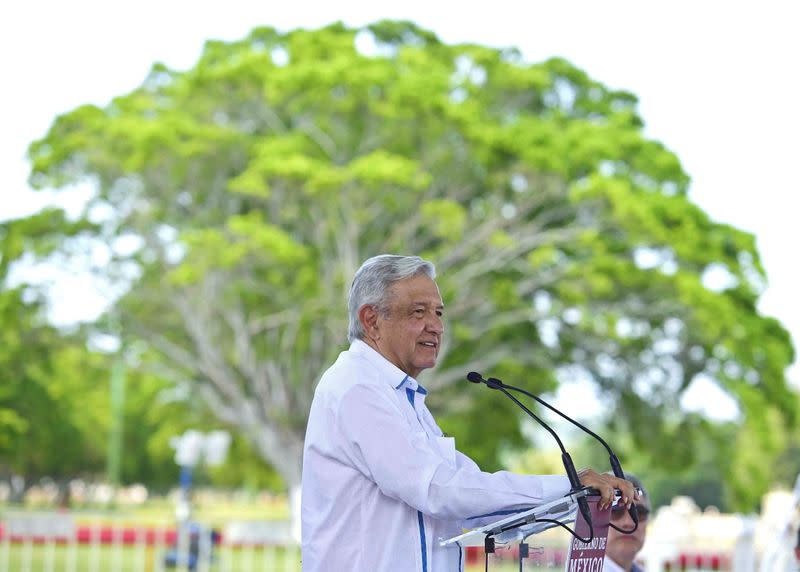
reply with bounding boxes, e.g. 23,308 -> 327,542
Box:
301,254 -> 637,571
604,473 -> 651,572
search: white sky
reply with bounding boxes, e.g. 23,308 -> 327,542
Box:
2,1 -> 798,418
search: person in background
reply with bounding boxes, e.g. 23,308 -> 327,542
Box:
604,472 -> 651,572
301,254 -> 638,571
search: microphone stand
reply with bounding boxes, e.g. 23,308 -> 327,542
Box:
466,372 -> 594,542
474,372 -> 639,533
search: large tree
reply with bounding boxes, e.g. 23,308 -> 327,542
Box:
26,21 -> 796,510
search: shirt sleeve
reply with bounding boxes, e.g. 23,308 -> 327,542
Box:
337,382 -> 571,522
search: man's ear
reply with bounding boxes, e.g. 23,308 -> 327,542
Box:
358,304 -> 381,341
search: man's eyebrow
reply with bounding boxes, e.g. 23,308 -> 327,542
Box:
411,301 -> 445,309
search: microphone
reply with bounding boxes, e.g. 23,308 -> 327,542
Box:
466,371 -> 594,532
469,372 -> 639,533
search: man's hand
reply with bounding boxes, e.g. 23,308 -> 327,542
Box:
577,469 -> 638,510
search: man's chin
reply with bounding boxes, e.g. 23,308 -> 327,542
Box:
416,352 -> 438,367
614,538 -> 643,554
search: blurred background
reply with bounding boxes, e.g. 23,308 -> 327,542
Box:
1,1 -> 798,570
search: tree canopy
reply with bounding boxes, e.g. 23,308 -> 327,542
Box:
25,20 -> 797,509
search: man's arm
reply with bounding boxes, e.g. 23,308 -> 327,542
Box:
338,383 -> 571,520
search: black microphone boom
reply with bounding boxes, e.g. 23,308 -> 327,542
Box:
487,376 -> 622,476
466,371 -> 594,532
470,371 -> 639,533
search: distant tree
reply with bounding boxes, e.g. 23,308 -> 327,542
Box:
129,359 -> 286,491
0,212 -> 266,494
0,211 -> 106,498
772,431 -> 800,490
26,20 -> 796,511
599,419 -> 737,511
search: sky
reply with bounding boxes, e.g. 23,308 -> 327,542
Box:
2,1 -> 798,418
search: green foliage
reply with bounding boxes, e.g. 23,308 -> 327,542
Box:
0,216 -> 105,481
206,434 -> 286,492
0,214 -> 283,490
22,20 -> 797,507
124,355 -> 286,490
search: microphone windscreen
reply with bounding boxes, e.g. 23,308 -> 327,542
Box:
466,372 -> 483,383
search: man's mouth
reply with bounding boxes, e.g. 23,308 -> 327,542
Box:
420,341 -> 437,348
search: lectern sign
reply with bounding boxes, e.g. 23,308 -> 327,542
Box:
563,496 -> 610,572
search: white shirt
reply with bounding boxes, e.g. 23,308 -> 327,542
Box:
603,555 -> 644,572
301,339 -> 570,571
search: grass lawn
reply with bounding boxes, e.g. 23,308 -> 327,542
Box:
1,543 -> 300,572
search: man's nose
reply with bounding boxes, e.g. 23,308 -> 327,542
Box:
621,509 -> 633,525
617,507 -> 636,527
427,313 -> 444,334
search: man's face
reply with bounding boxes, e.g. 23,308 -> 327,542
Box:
605,499 -> 650,567
372,274 -> 444,378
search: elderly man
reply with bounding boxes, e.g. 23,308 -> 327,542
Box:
604,473 -> 651,572
301,254 -> 637,571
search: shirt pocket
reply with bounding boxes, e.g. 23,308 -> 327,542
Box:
432,435 -> 456,468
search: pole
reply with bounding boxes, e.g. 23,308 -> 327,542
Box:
106,356 -> 126,485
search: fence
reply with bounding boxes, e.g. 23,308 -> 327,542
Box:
0,510 -> 773,572
0,512 -> 300,572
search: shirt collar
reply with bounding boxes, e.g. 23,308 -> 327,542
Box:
349,338 -> 427,394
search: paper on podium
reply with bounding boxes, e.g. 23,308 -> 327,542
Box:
564,495 -> 611,568
438,488 -> 592,548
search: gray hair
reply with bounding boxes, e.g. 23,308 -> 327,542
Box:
347,255 -> 436,342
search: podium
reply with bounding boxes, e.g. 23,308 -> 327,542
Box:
439,488 -> 612,570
